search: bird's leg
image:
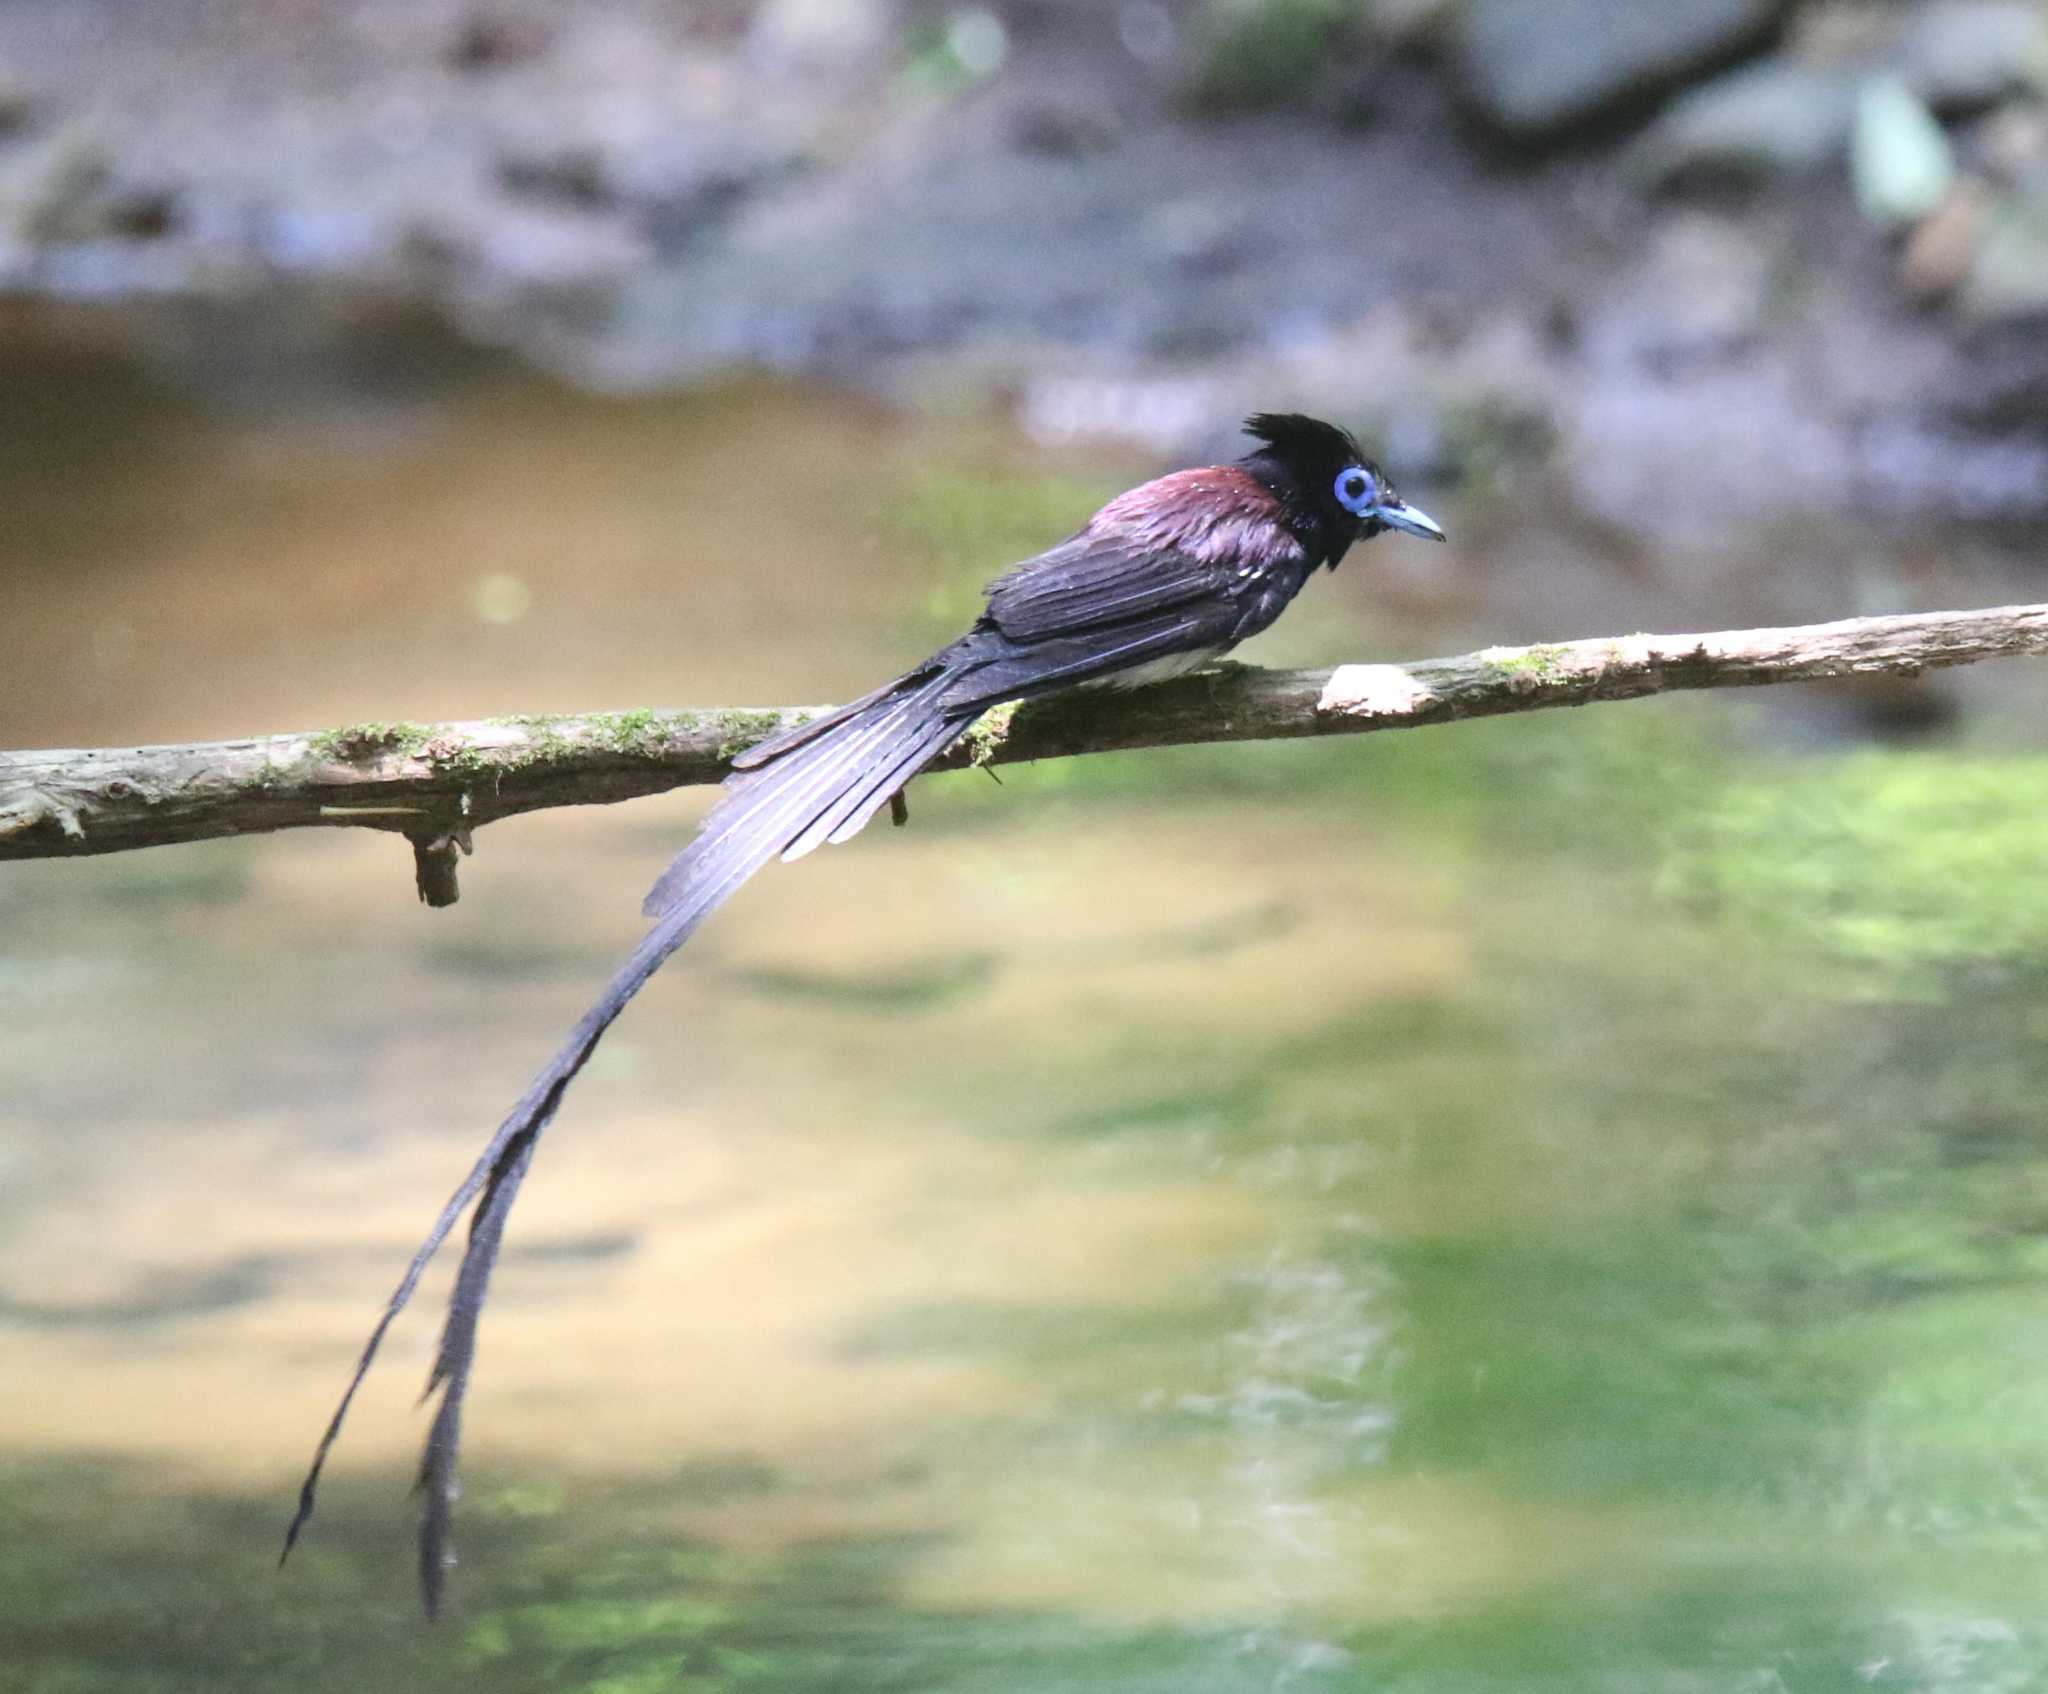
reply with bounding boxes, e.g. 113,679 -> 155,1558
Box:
889,792 -> 909,828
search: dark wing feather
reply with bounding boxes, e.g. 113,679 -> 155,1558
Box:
742,526 -> 1222,768
983,531 -> 1225,643
983,466 -> 1295,644
942,607 -> 1237,715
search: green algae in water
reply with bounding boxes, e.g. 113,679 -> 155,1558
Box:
726,948 -> 1000,1012
1664,751 -> 2048,993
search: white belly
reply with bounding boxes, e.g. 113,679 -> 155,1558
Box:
1092,646 -> 1228,690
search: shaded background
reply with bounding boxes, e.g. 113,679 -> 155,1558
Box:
6,2 -> 2048,1689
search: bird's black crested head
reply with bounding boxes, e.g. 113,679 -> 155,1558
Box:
1242,412 -> 1368,483
1239,410 -> 1445,559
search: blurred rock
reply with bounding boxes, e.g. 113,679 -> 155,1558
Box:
1143,197 -> 1253,275
1371,0 -> 1456,46
421,199 -> 645,292
1941,320 -> 2048,433
0,76 -> 35,137
1582,211 -> 1777,366
1852,75 -> 1954,227
1007,97 -> 1123,156
1854,413 -> 2048,519
1018,373 -> 1227,449
1972,102 -> 2048,183
0,0 -> 2039,536
1115,1 -> 1177,67
444,10 -> 552,74
1897,0 -> 2048,117
497,121 -> 803,257
1789,1 -> 1896,69
746,0 -> 899,70
1960,170 -> 2048,321
1,132 -> 178,247
1629,60 -> 1857,188
1453,0 -> 1794,141
1899,175 -> 1990,300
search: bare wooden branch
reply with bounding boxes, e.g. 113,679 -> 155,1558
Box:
5,602 -> 2046,887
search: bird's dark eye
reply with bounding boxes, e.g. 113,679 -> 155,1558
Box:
1334,467 -> 1376,515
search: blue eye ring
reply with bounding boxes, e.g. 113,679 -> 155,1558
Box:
1334,466 -> 1377,516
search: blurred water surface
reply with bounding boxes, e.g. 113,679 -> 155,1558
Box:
6,367 -> 2048,1692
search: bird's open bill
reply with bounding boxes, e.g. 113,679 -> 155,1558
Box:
1376,497 -> 1446,542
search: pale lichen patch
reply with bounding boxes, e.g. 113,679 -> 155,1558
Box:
1318,664 -> 1435,720
0,789 -> 83,839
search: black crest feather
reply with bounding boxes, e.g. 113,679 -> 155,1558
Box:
1241,412 -> 1364,469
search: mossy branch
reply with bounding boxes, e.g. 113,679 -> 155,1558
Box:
5,602 -> 2047,901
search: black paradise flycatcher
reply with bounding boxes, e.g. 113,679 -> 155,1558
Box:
282,412 -> 1446,1614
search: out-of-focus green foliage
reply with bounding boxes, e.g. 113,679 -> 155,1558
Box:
870,461 -> 1121,630
897,6 -> 1012,101
1179,0 -> 1368,111
1663,751 -> 2048,993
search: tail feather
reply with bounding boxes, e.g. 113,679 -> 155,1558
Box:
285,658 -> 974,1614
775,689 -> 957,862
726,671 -> 914,771
283,901 -> 718,1610
643,669 -> 962,916
764,681 -> 954,863
817,717 -> 963,852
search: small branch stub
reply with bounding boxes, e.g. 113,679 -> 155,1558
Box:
409,828 -> 472,908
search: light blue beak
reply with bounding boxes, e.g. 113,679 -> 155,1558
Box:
1375,496 -> 1446,543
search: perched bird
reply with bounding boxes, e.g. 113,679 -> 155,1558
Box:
282,411 -> 1445,1614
